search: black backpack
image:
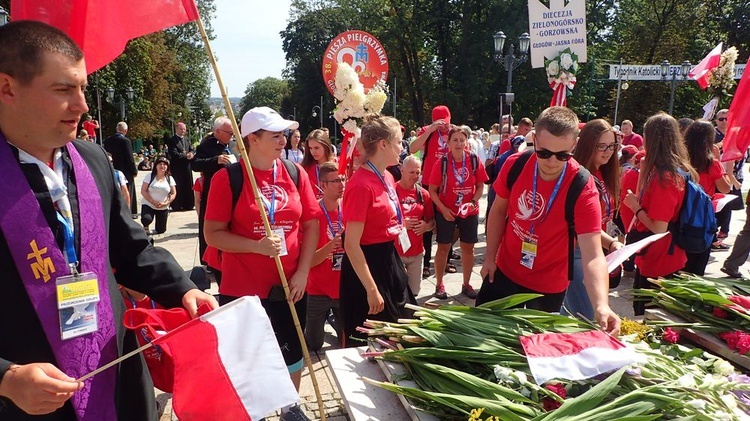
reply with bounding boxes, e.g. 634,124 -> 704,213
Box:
226,159 -> 299,210
505,150 -> 590,280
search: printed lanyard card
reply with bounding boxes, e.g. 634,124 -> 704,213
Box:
332,252 -> 344,271
520,238 -> 538,270
272,227 -> 289,257
399,227 -> 412,253
55,271 -> 100,340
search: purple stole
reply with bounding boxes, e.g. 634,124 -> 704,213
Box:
0,136 -> 117,420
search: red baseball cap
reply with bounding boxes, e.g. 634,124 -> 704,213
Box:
621,145 -> 639,156
432,105 -> 451,124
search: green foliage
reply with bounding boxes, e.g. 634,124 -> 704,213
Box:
239,77 -> 291,116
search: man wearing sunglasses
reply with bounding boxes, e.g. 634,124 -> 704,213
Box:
714,109 -> 729,144
479,106 -> 620,335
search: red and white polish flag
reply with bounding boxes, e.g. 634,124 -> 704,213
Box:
689,42 -> 723,90
125,296 -> 299,421
520,330 -> 637,385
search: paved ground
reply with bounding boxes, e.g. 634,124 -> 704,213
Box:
137,170 -> 748,420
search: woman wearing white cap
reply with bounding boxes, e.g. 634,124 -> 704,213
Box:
204,107 -> 320,421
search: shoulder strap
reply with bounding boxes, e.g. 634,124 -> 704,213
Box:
228,162 -> 243,211
280,158 -> 299,189
415,185 -> 423,204
506,150 -> 534,192
565,166 -> 591,281
440,155 -> 448,193
470,151 -> 479,175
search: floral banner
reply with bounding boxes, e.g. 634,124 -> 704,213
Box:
546,48 -> 578,107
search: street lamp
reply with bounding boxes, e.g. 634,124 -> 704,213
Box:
0,7 -> 9,26
493,31 -> 530,125
106,87 -> 135,120
311,96 -> 324,128
660,60 -> 691,116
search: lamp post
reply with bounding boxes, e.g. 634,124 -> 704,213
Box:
0,7 -> 10,26
106,87 -> 134,121
660,60 -> 691,116
492,31 -> 530,126
311,96 -> 324,128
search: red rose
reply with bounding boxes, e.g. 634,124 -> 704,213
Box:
713,307 -> 730,319
720,331 -> 742,351
542,398 -> 562,411
662,327 -> 679,344
545,383 -> 568,399
737,333 -> 750,355
729,295 -> 750,309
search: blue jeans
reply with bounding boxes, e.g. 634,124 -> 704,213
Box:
560,246 -> 594,319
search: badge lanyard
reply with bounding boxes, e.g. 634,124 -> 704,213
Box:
529,161 -> 567,236
365,160 -> 403,224
259,161 -> 278,225
451,152 -> 467,186
319,199 -> 342,237
315,164 -> 323,194
56,212 -> 79,275
594,175 -> 612,219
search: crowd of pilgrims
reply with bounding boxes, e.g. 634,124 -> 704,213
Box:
126,105 -> 745,408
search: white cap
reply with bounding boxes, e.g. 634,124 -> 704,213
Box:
240,107 -> 298,137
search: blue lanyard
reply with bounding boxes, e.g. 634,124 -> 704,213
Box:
319,200 -> 342,237
451,152 -> 467,186
128,296 -> 157,309
365,160 -> 403,224
259,161 -> 278,225
594,175 -> 611,219
56,212 -> 78,273
530,161 -> 567,234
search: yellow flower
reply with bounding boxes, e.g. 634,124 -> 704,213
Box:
468,408 -> 484,420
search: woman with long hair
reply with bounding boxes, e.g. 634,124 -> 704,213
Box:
283,129 -> 304,164
301,128 -> 335,198
340,114 -> 415,347
684,120 -> 731,274
204,107 -> 319,419
562,119 -> 622,318
623,113 -> 697,315
140,156 -> 176,235
428,126 -> 487,300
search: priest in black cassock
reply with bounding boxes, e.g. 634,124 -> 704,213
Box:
166,122 -> 194,211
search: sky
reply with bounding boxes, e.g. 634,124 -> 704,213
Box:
209,0 -> 292,98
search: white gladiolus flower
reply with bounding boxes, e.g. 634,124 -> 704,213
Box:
686,399 -> 707,410
510,371 -> 528,384
713,359 -> 734,376
560,53 -> 573,70
678,373 -> 696,388
493,365 -> 513,383
546,60 -> 560,77
343,119 -> 359,134
721,394 -> 738,410
519,387 -> 531,397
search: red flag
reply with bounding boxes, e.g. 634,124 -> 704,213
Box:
11,0 -> 200,74
689,43 -> 723,90
124,297 -> 299,421
721,58 -> 750,162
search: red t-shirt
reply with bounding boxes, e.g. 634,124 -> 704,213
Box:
395,183 -> 434,256
622,133 -> 644,149
342,168 -> 402,245
619,168 -> 640,231
492,154 -> 602,293
304,164 -> 324,199
498,138 -> 511,156
82,120 -> 97,138
633,172 -> 686,277
204,160 -> 321,298
416,126 -> 450,185
193,177 -> 203,194
428,151 -> 489,216
307,203 -> 343,299
697,159 -> 724,197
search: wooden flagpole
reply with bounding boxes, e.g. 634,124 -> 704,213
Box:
193,16 -> 327,421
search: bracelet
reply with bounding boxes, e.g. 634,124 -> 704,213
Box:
636,208 -> 645,219
608,240 -> 620,252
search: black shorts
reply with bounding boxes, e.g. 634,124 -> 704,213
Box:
219,294 -> 307,369
475,269 -> 565,311
434,212 -> 479,244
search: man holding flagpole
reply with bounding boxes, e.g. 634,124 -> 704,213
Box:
0,21 -> 218,420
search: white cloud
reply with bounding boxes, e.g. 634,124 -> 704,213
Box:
209,0 -> 292,97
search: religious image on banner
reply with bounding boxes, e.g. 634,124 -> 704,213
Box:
322,30 -> 390,175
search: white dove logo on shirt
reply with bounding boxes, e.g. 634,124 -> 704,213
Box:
516,189 -> 545,221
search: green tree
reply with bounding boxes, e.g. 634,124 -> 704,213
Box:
239,77 -> 291,116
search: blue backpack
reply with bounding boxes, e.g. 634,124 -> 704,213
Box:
669,169 -> 717,254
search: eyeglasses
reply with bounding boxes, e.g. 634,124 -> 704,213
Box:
595,143 -> 618,152
322,178 -> 346,185
716,117 -> 727,122
216,128 -> 233,135
534,147 -> 573,161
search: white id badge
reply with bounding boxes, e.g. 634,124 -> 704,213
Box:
55,272 -> 100,340
227,154 -> 238,164
272,227 -> 289,257
398,227 -> 412,253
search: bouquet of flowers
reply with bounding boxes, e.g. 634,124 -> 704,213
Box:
545,48 -> 579,107
331,62 -> 389,174
702,46 -> 738,119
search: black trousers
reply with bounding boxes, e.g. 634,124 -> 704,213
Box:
475,269 -> 565,312
141,205 -> 169,234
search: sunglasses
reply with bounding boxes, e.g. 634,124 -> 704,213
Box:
322,178 -> 346,185
595,143 -> 618,152
716,117 -> 727,122
534,147 -> 573,161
